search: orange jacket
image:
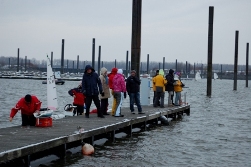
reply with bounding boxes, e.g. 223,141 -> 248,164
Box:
10,95 -> 42,118
174,80 -> 183,92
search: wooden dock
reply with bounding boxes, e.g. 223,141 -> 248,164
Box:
0,104 -> 190,166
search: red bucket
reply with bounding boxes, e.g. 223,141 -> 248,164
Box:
36,117 -> 53,127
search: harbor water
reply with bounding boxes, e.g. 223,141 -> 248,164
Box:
0,78 -> 251,166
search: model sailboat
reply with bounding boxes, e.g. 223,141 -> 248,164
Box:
34,55 -> 57,118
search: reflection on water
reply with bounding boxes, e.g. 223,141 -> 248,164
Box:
1,79 -> 251,166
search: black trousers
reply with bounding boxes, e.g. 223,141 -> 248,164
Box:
21,114 -> 36,126
85,95 -> 102,116
100,98 -> 108,114
73,103 -> 84,115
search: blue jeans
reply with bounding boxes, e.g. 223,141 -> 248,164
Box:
175,92 -> 181,105
129,92 -> 142,112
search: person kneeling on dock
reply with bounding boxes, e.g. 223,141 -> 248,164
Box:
9,94 -> 42,127
68,82 -> 85,116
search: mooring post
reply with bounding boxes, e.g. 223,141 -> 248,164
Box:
92,38 -> 95,69
246,43 -> 249,87
101,61 -> 103,68
131,0 -> 142,78
110,130 -> 115,143
147,54 -> 149,75
233,31 -> 239,91
67,59 -> 69,69
98,46 -> 101,76
61,39 -> 65,74
207,6 -> 214,97
127,124 -> 132,137
24,154 -> 30,167
77,55 -> 79,73
9,58 -> 10,68
185,61 -> 187,75
17,48 -> 20,72
159,62 -> 160,70
141,62 -> 143,74
126,51 -> 129,77
194,62 -> 196,78
129,61 -> 131,71
115,59 -> 116,68
25,56 -> 27,71
163,57 -> 165,71
221,64 -> 223,79
175,59 -> 177,71
90,136 -> 94,145
72,61 -> 74,72
51,52 -> 53,68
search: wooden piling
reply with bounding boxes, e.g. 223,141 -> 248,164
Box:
8,58 -> 10,68
186,61 -> 187,74
246,43 -> 249,87
221,64 -> 223,79
51,52 -> 53,68
92,38 -> 95,69
115,59 -> 117,68
24,56 -> 27,71
17,48 -> 19,72
159,63 -> 160,70
163,57 -> 165,70
98,46 -> 101,76
60,39 -> 65,74
77,55 -> 79,73
147,54 -> 149,75
131,0 -> 142,78
129,61 -> 131,71
72,61 -> 74,70
126,51 -> 129,77
67,59 -> 69,69
207,6 -> 214,97
194,62 -> 196,78
233,31 -> 239,90
175,59 -> 177,71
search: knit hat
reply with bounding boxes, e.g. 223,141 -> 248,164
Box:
117,69 -> 123,74
25,94 -> 32,103
131,70 -> 136,73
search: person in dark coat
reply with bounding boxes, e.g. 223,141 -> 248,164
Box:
82,65 -> 104,118
152,69 -> 160,106
126,70 -> 144,114
165,69 -> 175,106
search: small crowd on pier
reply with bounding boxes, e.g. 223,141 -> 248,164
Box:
9,64 -> 185,126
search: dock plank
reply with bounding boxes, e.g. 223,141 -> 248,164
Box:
0,105 -> 190,163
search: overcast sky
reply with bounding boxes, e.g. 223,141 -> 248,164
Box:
0,0 -> 250,65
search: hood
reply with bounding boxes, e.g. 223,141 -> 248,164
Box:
117,69 -> 123,74
174,74 -> 179,81
169,69 -> 174,75
100,67 -> 108,75
111,68 -> 118,74
84,65 -> 95,73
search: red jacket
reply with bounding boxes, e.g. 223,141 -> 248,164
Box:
68,88 -> 85,106
108,68 -> 118,89
10,95 -> 42,118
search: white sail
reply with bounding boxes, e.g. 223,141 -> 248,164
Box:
214,73 -> 218,80
195,72 -> 201,81
47,56 -> 58,111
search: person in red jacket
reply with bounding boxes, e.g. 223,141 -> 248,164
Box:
9,94 -> 42,127
68,82 -> 85,116
108,67 -> 118,116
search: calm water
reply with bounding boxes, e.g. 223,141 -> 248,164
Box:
0,78 -> 251,167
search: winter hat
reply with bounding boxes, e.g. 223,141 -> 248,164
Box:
118,69 -> 123,74
25,94 -> 32,103
131,70 -> 136,73
100,67 -> 108,75
156,70 -> 159,73
174,74 -> 179,80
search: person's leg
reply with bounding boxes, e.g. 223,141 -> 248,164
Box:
77,105 -> 84,115
160,92 -> 165,107
114,92 -> 122,116
93,95 -> 103,117
168,91 -> 173,106
153,91 -> 156,105
73,103 -> 77,116
85,96 -> 92,117
154,92 -> 160,107
135,92 -> 143,113
29,115 -> 36,126
176,92 -> 181,105
21,114 -> 29,126
103,98 -> 109,115
129,93 -> 135,113
100,99 -> 106,114
171,91 -> 174,105
111,90 -> 117,116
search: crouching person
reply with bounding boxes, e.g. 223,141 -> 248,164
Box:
9,94 -> 42,127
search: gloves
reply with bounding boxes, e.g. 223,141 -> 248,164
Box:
101,92 -> 105,97
124,92 -> 127,99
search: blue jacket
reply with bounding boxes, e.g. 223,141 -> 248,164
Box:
82,65 -> 103,96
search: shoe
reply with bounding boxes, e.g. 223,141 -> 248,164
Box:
138,112 -> 145,114
174,104 -> 180,106
98,115 -> 105,118
103,113 -> 110,115
153,105 -> 157,107
160,106 -> 165,108
131,111 -> 135,114
168,104 -> 174,107
114,115 -> 124,117
85,115 -> 89,118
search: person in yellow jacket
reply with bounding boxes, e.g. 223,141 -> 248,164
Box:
152,69 -> 167,108
173,72 -> 184,106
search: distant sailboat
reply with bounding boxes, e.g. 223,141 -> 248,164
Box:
195,72 -> 202,81
214,73 -> 219,80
